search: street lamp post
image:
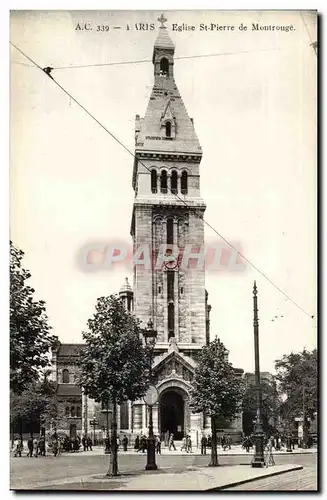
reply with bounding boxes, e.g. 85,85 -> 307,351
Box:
103,403 -> 111,454
142,319 -> 158,471
251,281 -> 265,468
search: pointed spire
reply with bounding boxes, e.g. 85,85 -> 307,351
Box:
154,13 -> 174,50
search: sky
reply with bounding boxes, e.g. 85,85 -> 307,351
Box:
10,10 -> 317,373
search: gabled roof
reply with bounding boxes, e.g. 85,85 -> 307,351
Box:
153,349 -> 197,373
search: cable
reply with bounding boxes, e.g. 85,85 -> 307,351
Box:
11,47 -> 281,71
10,41 -> 315,320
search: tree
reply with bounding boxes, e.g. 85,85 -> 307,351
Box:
78,295 -> 151,476
275,349 -> 317,446
242,379 -> 280,435
10,242 -> 56,394
190,337 -> 245,466
10,370 -> 58,440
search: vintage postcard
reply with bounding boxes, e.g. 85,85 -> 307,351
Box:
10,10 -> 317,491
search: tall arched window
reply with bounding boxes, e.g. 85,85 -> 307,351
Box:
71,406 -> 76,417
167,218 -> 174,245
65,406 -> 70,416
168,303 -> 175,339
151,169 -> 157,193
76,407 -> 81,418
160,57 -> 169,76
181,171 -> 188,195
62,369 -> 70,384
171,170 -> 177,193
160,170 -> 168,193
165,121 -> 171,138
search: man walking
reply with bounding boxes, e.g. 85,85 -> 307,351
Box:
168,433 -> 176,451
122,435 -> 128,452
87,436 -> 93,451
39,435 -> 46,457
201,435 -> 207,455
186,435 -> 193,453
33,436 -> 39,457
27,434 -> 34,457
156,435 -> 161,454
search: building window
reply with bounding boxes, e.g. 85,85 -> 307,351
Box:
167,271 -> 174,302
160,57 -> 169,76
167,218 -> 174,245
160,170 -> 168,193
171,170 -> 177,193
151,169 -> 157,193
65,407 -> 70,416
168,303 -> 175,339
71,406 -> 76,417
181,287 -> 184,295
158,285 -> 162,294
76,407 -> 81,418
181,171 -> 188,195
165,121 -> 171,138
62,369 -> 70,384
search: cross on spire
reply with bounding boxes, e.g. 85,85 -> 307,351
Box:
157,13 -> 167,28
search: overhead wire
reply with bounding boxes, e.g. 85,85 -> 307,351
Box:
10,41 -> 315,321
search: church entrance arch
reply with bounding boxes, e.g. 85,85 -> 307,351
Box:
159,389 -> 185,440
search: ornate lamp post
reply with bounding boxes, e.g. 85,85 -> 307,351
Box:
142,319 -> 158,471
251,281 -> 265,468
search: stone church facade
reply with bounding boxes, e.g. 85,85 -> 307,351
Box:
51,21 -> 243,444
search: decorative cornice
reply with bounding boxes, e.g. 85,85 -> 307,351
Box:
135,151 -> 202,163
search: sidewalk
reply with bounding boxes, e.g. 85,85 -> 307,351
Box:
36,463 -> 304,491
65,444 -> 318,457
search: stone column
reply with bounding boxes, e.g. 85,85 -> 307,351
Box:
128,401 -> 132,433
190,412 -> 202,449
133,404 -> 142,431
152,403 -> 159,435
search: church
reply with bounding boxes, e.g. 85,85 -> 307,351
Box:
50,17 -> 243,445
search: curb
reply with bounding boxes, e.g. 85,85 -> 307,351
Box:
210,465 -> 304,491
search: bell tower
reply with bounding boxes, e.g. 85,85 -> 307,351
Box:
131,16 -> 207,360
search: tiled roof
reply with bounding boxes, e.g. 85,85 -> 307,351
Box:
154,27 -> 175,50
57,384 -> 82,397
136,76 -> 202,156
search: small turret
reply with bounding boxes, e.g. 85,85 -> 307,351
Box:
119,277 -> 134,312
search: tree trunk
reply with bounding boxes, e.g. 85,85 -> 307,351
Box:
209,416 -> 219,466
107,400 -> 119,476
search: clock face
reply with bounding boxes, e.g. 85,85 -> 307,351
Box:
164,259 -> 179,270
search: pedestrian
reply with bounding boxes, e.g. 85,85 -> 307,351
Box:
181,435 -> 187,452
168,433 -> 176,451
122,435 -> 128,452
221,434 -> 226,450
58,437 -> 63,455
116,436 -> 120,451
13,437 -> 22,457
207,435 -> 212,448
245,436 -> 250,453
33,436 -> 39,457
52,438 -> 58,457
186,435 -> 192,453
264,438 -> 275,467
165,430 -> 170,447
27,434 -> 34,457
87,436 -> 93,451
82,435 -> 87,451
156,435 -> 161,454
141,435 -> 147,453
134,435 -> 140,451
201,435 -> 207,455
39,435 -> 46,457
226,434 -> 231,450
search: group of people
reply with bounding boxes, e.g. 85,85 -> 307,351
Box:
12,433 -> 97,458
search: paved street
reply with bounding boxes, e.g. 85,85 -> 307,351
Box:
10,449 -> 317,491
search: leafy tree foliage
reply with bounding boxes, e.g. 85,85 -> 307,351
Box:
78,295 -> 151,475
275,349 -> 317,444
10,370 -> 59,438
191,337 -> 245,466
10,242 -> 56,394
242,379 -> 280,435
